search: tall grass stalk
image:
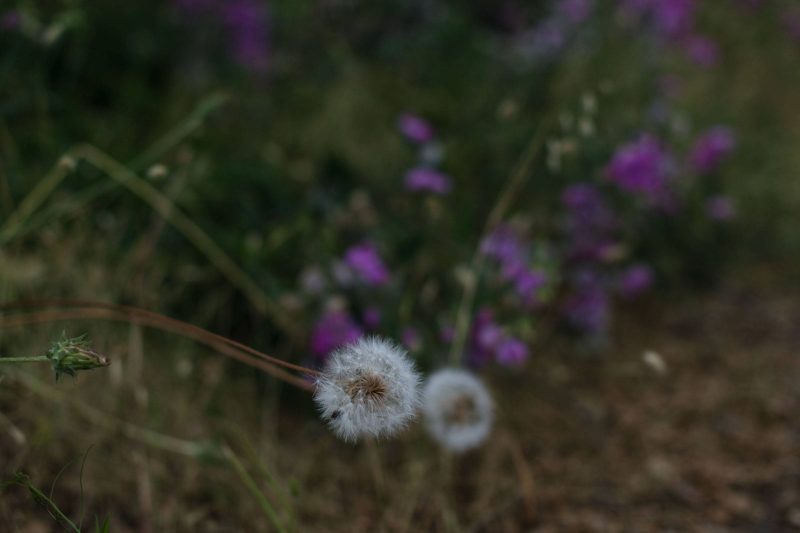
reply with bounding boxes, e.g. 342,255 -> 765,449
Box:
223,445 -> 288,533
449,115 -> 553,365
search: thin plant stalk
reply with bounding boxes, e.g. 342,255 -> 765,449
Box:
0,308 -> 315,391
0,355 -> 49,364
1,299 -> 320,377
223,445 -> 288,533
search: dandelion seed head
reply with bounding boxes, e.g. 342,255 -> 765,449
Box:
314,337 -> 421,442
423,369 -> 493,452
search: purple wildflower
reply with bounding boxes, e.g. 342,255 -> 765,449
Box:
651,0 -> 695,37
343,242 -> 391,287
556,0 -> 594,24
404,167 -> 452,195
1,10 -> 19,30
517,19 -> 566,60
617,264 -> 654,298
561,184 -> 621,262
563,271 -> 609,335
496,337 -> 529,367
783,8 -> 800,43
223,0 -> 270,73
706,195 -> 736,221
690,127 -> 735,174
513,268 -> 548,306
606,134 -> 672,200
683,34 -> 719,67
469,309 -> 503,365
481,225 -> 525,266
397,114 -> 434,143
562,184 -> 617,230
311,310 -> 363,360
618,0 -> 695,39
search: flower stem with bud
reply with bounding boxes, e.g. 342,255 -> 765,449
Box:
0,334 -> 110,382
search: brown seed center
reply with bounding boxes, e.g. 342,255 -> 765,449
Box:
345,373 -> 387,402
444,395 -> 478,426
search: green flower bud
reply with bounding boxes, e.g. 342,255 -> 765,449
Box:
47,334 -> 110,381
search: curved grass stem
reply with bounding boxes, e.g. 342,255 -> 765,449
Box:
0,303 -> 317,391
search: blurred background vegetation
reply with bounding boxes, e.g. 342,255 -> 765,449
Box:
1,0 -> 799,530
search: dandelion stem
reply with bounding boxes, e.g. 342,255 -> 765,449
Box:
0,356 -> 49,364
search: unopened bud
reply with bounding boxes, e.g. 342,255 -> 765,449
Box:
47,334 -> 110,381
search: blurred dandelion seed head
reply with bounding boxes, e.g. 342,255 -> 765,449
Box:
423,369 -> 493,452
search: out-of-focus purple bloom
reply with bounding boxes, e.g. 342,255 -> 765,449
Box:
557,0 -> 594,24
496,337 -> 529,367
689,127 -> 735,174
476,319 -> 503,352
469,309 -> 503,365
404,167 -> 452,195
783,8 -> 800,43
401,327 -> 421,351
481,225 -> 525,265
706,195 -> 736,221
513,268 -> 548,306
223,0 -> 270,73
562,184 -> 617,230
561,184 -> 621,263
311,310 -> 363,360
683,34 -> 719,67
362,306 -> 382,329
343,242 -> 391,287
652,0 -> 695,37
606,135 -> 672,200
517,19 -> 566,61
563,272 -> 609,335
618,0 -> 695,39
1,10 -> 20,30
397,113 -> 434,143
176,0 -> 269,73
617,264 -> 654,298
482,226 -> 547,304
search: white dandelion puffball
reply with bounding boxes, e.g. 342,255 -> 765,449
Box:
422,368 -> 493,452
314,336 -> 421,441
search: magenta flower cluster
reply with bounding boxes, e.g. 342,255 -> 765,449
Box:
618,0 -> 721,68
399,114 -> 453,195
481,226 -> 549,307
468,309 -> 530,367
176,0 -> 269,73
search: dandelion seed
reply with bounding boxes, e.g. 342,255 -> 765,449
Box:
314,337 -> 421,442
422,369 -> 493,452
